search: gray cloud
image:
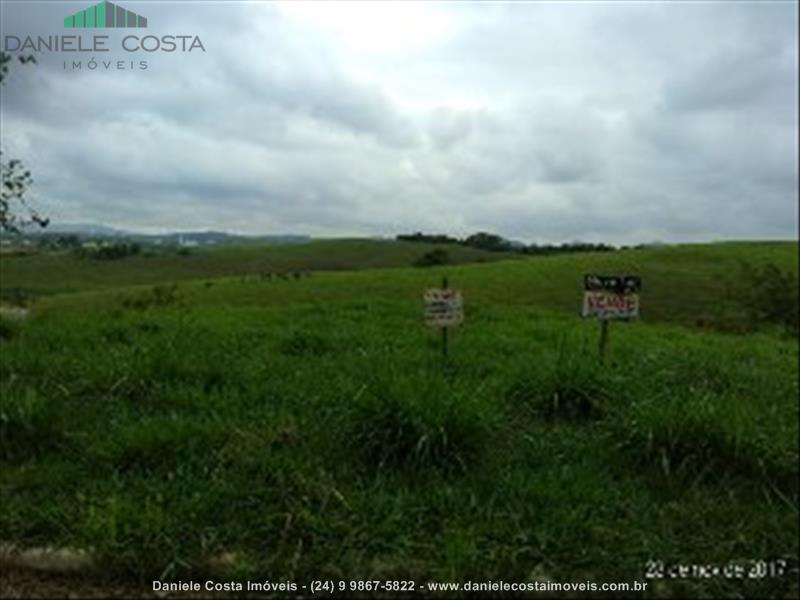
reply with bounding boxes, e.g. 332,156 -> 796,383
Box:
0,0 -> 796,244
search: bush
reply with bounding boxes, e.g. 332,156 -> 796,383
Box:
77,242 -> 141,261
741,262 -> 799,335
397,232 -> 461,245
462,232 -> 512,252
413,248 -> 450,267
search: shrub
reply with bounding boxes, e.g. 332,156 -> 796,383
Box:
462,232 -> 512,252
740,262 -> 799,335
413,249 -> 450,267
396,232 -> 460,245
77,242 -> 141,261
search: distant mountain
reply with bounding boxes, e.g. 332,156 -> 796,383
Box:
16,223 -> 310,246
37,223 -> 132,237
148,231 -> 310,246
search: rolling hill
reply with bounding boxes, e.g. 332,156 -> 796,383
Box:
0,240 -> 797,597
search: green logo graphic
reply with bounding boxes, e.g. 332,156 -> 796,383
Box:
64,1 -> 147,28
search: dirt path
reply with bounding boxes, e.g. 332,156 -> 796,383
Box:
0,568 -> 152,599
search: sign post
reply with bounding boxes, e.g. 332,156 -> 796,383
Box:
424,277 -> 463,366
582,274 -> 641,363
598,319 -> 610,363
441,277 -> 449,359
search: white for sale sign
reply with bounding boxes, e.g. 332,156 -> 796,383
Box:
424,288 -> 464,328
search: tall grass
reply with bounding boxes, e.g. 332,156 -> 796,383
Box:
342,373 -> 496,473
0,244 -> 797,596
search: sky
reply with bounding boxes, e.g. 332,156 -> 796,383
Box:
0,0 -> 797,244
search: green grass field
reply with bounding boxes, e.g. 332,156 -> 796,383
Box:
0,240 -> 798,597
0,239 -> 515,299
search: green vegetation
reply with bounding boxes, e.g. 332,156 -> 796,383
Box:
397,231 -> 617,255
75,242 -> 143,261
1,52 -> 45,234
413,248 -> 451,267
0,240 -> 797,597
2,240 -> 796,331
740,262 -> 799,335
0,239 -> 513,299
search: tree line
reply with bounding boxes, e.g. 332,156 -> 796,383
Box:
397,231 -> 618,255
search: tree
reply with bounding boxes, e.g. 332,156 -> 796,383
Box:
462,231 -> 512,252
0,52 -> 47,233
413,248 -> 450,267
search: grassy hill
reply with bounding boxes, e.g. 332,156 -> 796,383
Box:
16,239 -> 798,332
0,240 -> 797,597
0,238 -> 515,299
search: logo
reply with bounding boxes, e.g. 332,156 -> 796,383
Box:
64,1 -> 147,29
3,1 -> 204,72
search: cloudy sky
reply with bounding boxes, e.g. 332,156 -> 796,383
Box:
1,0 -> 797,243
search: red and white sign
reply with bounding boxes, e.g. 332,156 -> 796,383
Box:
582,290 -> 639,320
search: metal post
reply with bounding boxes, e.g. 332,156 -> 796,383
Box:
598,318 -> 609,363
441,276 -> 449,361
